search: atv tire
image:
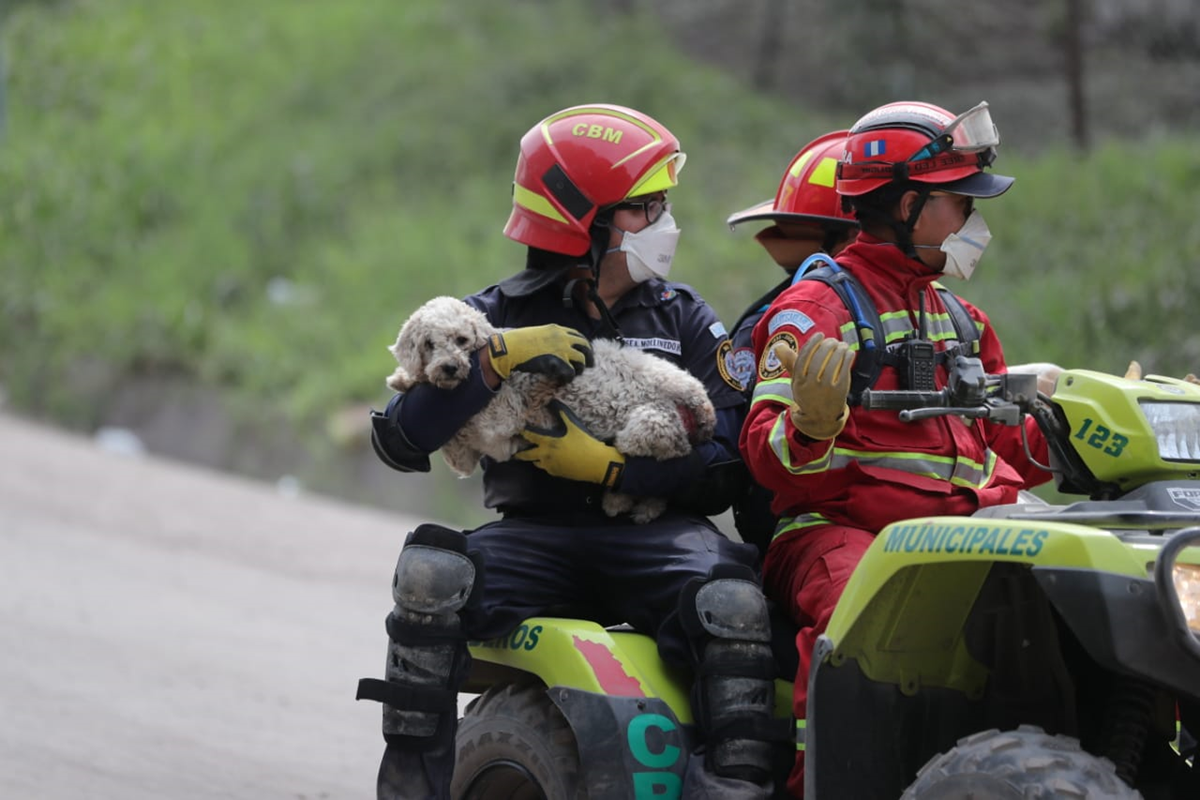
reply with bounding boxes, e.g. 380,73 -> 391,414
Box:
451,682 -> 585,800
901,725 -> 1142,799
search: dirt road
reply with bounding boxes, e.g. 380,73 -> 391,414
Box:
0,412 -> 426,799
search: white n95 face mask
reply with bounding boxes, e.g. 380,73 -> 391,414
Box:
939,209 -> 992,281
611,210 -> 681,283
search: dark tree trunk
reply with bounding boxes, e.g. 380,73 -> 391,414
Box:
1064,0 -> 1089,150
752,0 -> 787,91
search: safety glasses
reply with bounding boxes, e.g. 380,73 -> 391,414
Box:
928,191 -> 974,217
612,197 -> 671,226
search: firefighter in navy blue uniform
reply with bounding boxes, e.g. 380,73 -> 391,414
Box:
358,104 -> 779,799
725,130 -> 859,554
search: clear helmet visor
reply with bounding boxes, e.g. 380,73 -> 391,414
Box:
946,102 -> 1000,152
908,102 -> 1000,162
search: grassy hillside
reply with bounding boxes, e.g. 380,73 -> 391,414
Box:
0,0 -> 838,424
2,0 -> 1199,520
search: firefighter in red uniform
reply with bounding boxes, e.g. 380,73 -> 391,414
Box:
725,130 -> 859,553
738,100 -> 1055,797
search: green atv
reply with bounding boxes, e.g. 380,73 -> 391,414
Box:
452,359 -> 1200,799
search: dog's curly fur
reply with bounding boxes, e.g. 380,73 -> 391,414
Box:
386,295 -> 717,523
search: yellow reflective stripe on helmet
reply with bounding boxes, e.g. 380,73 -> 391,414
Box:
773,514 -> 829,543
808,156 -> 838,188
789,149 -> 817,178
513,183 -> 568,223
541,105 -> 660,143
626,152 -> 686,198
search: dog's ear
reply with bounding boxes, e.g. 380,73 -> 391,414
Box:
467,307 -> 494,350
389,313 -> 428,383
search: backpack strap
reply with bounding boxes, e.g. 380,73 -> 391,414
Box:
732,275 -> 793,344
932,282 -> 981,357
794,256 -> 883,405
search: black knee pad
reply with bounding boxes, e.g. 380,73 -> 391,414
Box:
391,524 -> 483,628
679,563 -> 771,656
356,524 -> 483,746
679,564 -> 778,783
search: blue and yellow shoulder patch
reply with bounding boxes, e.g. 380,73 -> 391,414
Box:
758,331 -> 797,381
716,340 -> 741,390
730,347 -> 757,390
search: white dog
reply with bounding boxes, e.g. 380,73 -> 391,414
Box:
386,296 -> 717,523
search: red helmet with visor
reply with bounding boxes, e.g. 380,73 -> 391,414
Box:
503,104 -> 686,256
726,130 -> 858,231
836,101 -> 1013,199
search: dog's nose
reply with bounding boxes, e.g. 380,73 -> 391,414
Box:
442,365 -> 459,377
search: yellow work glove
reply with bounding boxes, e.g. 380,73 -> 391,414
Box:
514,400 -> 626,488
488,325 -> 594,383
1124,360 -> 1200,385
773,332 -> 854,441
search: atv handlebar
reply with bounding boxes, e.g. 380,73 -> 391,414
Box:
859,356 -> 1040,426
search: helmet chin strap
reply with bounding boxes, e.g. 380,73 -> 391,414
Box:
893,187 -> 931,262
561,218 -> 625,342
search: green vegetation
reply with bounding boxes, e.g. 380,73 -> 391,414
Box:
0,0 -> 834,424
2,0 -> 1198,519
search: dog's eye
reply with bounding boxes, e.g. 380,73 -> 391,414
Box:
455,335 -> 469,347
423,338 -> 434,351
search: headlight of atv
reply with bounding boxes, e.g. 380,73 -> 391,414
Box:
1175,562 -> 1200,633
1140,401 -> 1200,461
1155,528 -> 1200,660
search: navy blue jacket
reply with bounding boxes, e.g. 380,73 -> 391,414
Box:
371,274 -> 748,517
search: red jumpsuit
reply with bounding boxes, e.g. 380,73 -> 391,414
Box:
737,234 -> 1051,797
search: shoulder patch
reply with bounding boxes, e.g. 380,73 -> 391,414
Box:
716,340 -> 741,390
767,309 -> 815,335
758,331 -> 798,381
708,320 -> 728,339
730,347 -> 757,390
659,287 -> 678,302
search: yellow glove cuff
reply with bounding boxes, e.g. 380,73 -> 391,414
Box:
790,404 -> 848,441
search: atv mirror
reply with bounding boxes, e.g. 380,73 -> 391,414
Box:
1154,527 -> 1200,661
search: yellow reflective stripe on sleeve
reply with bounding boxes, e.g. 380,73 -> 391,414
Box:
835,447 -> 958,481
751,376 -> 793,405
761,436 -> 1000,487
513,184 -> 568,223
772,514 -> 829,543
796,718 -> 806,751
768,413 -> 835,476
831,446 -> 998,487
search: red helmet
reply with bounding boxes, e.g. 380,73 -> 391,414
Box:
836,101 -> 1013,198
726,130 -> 858,231
503,104 -> 686,256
